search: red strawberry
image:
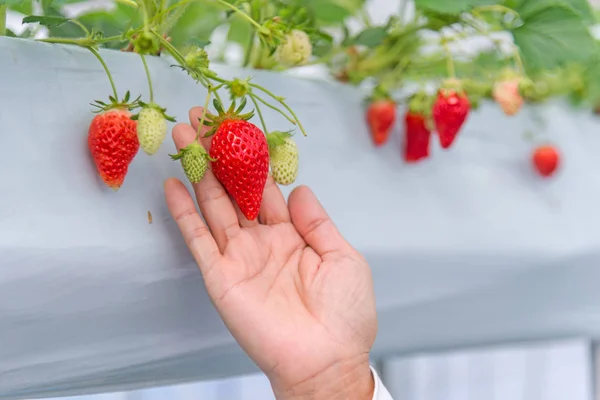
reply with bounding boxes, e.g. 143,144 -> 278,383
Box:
432,88 -> 470,149
204,99 -> 269,221
366,99 -> 397,146
88,99 -> 139,190
532,145 -> 560,177
404,111 -> 431,163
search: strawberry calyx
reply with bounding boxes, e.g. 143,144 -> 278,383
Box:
90,91 -> 141,113
169,141 -> 215,161
131,101 -> 176,122
407,91 -> 435,130
202,97 -> 255,137
366,84 -> 393,104
266,130 -> 294,151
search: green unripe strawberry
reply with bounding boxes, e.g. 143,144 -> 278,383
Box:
134,102 -> 175,155
170,141 -> 212,184
267,131 -> 299,186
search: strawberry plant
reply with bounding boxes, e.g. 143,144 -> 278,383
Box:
1,0 -> 598,185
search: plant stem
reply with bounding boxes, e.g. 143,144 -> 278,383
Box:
70,19 -> 90,36
252,93 -> 296,124
197,91 -> 212,138
213,0 -> 263,30
116,0 -> 138,6
361,9 -> 372,27
472,4 -> 520,19
140,54 -> 154,102
88,46 -> 119,99
441,39 -> 456,79
0,5 -> 7,37
249,83 -> 306,136
38,37 -> 94,46
249,94 -> 268,134
243,35 -> 255,67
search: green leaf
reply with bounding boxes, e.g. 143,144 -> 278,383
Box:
414,0 -> 497,15
22,15 -> 70,27
305,0 -> 352,24
513,0 -> 595,24
226,12 -> 252,47
0,0 -> 26,5
168,1 -> 223,49
511,1 -> 596,71
308,29 -> 334,57
351,27 -> 387,48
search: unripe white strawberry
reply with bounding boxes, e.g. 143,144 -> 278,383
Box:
135,103 -> 173,155
267,131 -> 299,186
276,30 -> 312,67
493,79 -> 524,116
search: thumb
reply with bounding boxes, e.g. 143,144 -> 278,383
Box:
288,186 -> 349,257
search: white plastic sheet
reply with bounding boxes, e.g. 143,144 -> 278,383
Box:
2,36 -> 600,398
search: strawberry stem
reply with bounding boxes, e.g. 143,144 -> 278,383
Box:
197,91 -> 212,140
441,39 -> 456,79
213,0 -> 263,30
140,54 -> 154,102
87,46 -> 119,99
249,94 -> 269,134
251,93 -> 296,125
249,83 -> 307,136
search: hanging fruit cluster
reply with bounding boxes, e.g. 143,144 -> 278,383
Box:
5,0 -> 589,192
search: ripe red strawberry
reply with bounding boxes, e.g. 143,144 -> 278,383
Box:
532,145 -> 560,177
204,99 -> 269,221
404,111 -> 431,163
432,88 -> 470,149
366,99 -> 397,146
88,93 -> 140,190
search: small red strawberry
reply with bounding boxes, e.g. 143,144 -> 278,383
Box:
432,86 -> 471,149
366,99 -> 397,146
404,111 -> 431,163
203,98 -> 269,221
88,92 -> 140,190
532,145 -> 560,177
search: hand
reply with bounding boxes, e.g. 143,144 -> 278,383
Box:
165,107 -> 378,400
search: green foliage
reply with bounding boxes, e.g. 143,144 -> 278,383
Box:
4,0 -> 600,112
511,1 -> 597,72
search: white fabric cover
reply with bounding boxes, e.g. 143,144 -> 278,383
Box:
2,36 -> 600,398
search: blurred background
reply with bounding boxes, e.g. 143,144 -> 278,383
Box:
5,1 -> 600,399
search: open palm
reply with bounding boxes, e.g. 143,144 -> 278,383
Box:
165,107 -> 378,399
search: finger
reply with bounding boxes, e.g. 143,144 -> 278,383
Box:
190,106 -> 260,228
288,186 -> 349,257
164,178 -> 220,272
172,122 -> 241,251
259,175 -> 291,225
189,106 -> 213,151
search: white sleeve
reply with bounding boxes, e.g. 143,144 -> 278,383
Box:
371,366 -> 394,400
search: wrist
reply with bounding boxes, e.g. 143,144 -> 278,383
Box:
273,356 -> 374,400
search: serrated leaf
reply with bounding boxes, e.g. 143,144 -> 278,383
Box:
22,15 -> 70,27
351,27 -> 387,48
511,1 -> 596,71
